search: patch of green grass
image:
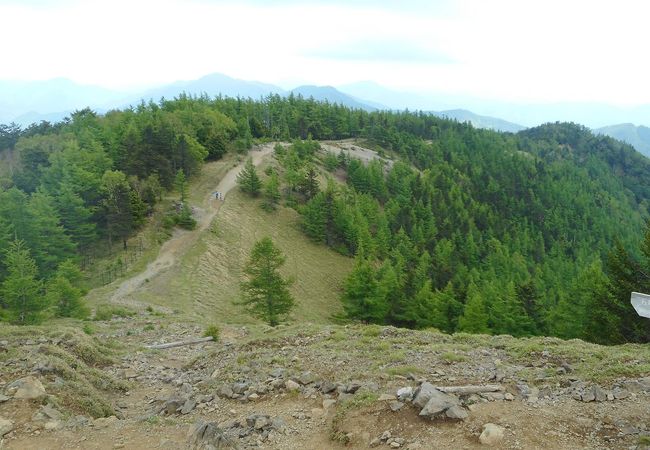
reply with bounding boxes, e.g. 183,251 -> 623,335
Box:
93,305 -> 136,321
82,323 -> 95,335
143,324 -> 155,332
203,324 -> 220,341
385,350 -> 407,363
361,325 -> 382,337
136,188 -> 353,324
638,435 -> 650,446
441,352 -> 467,363
386,365 -> 422,376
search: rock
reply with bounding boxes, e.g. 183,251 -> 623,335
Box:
218,385 -> 234,399
180,398 -> 197,414
248,393 -> 259,400
418,390 -> 459,418
504,393 -> 514,401
269,368 -> 286,378
0,417 -> 13,436
231,382 -> 249,395
253,416 -> 270,430
33,405 -> 63,422
44,420 -> 63,431
66,416 -> 90,429
445,405 -> 468,420
187,420 -> 235,449
161,396 -> 186,415
613,388 -> 630,400
379,394 -> 397,401
390,441 -> 401,448
9,376 -> 46,400
389,401 -> 404,412
338,392 -> 353,403
492,368 -> 505,382
271,417 -> 286,432
196,394 -> 214,404
581,390 -> 596,403
413,383 -> 437,408
122,369 -> 137,379
590,386 -> 607,402
479,423 -> 505,446
361,382 -> 380,392
345,382 -> 362,394
93,416 -> 118,428
322,399 -> 336,409
396,387 -> 414,402
380,430 -> 392,441
298,371 -> 315,385
516,383 -> 538,402
285,380 -> 300,391
621,380 -> 644,393
0,394 -> 9,403
482,392 -> 505,401
321,382 -> 338,394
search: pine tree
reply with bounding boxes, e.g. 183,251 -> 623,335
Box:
47,260 -> 88,319
240,237 -> 294,326
458,283 -> 490,334
262,172 -> 281,211
174,169 -> 188,203
341,255 -> 388,323
2,240 -> 45,324
236,158 -> 262,196
299,167 -> 320,200
302,192 -> 328,242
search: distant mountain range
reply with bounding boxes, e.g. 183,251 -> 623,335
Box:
595,124 -> 650,158
1,73 -> 649,157
433,109 -> 526,133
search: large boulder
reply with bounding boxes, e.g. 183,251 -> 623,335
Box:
412,382 -> 438,408
7,376 -> 46,400
418,390 -> 460,418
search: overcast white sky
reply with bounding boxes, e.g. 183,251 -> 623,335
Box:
1,0 -> 649,104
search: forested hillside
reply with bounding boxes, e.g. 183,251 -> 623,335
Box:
0,95 -> 648,343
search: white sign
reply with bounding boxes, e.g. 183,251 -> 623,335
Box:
631,292 -> 650,318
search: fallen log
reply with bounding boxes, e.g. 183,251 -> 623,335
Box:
435,385 -> 504,395
145,336 -> 214,350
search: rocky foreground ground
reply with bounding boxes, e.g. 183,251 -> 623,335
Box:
1,311 -> 650,449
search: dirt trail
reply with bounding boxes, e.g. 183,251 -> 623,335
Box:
109,144 -> 274,306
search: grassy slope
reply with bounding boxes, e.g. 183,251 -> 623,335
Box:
123,154 -> 353,325
133,189 -> 353,324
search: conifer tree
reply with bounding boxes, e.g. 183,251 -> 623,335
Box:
174,169 -> 188,203
262,172 -> 281,211
341,254 -> 388,323
240,237 -> 294,326
2,240 -> 45,324
458,283 -> 490,334
299,167 -> 320,200
47,260 -> 88,319
236,158 -> 262,196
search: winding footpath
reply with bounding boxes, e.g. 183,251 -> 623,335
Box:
109,144 -> 274,305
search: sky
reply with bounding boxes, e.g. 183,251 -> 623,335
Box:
2,0 -> 650,105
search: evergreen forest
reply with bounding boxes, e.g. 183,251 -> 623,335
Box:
0,94 -> 649,344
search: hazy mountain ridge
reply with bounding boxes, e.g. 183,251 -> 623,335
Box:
2,74 -> 650,157
433,109 -> 526,133
595,123 -> 650,158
